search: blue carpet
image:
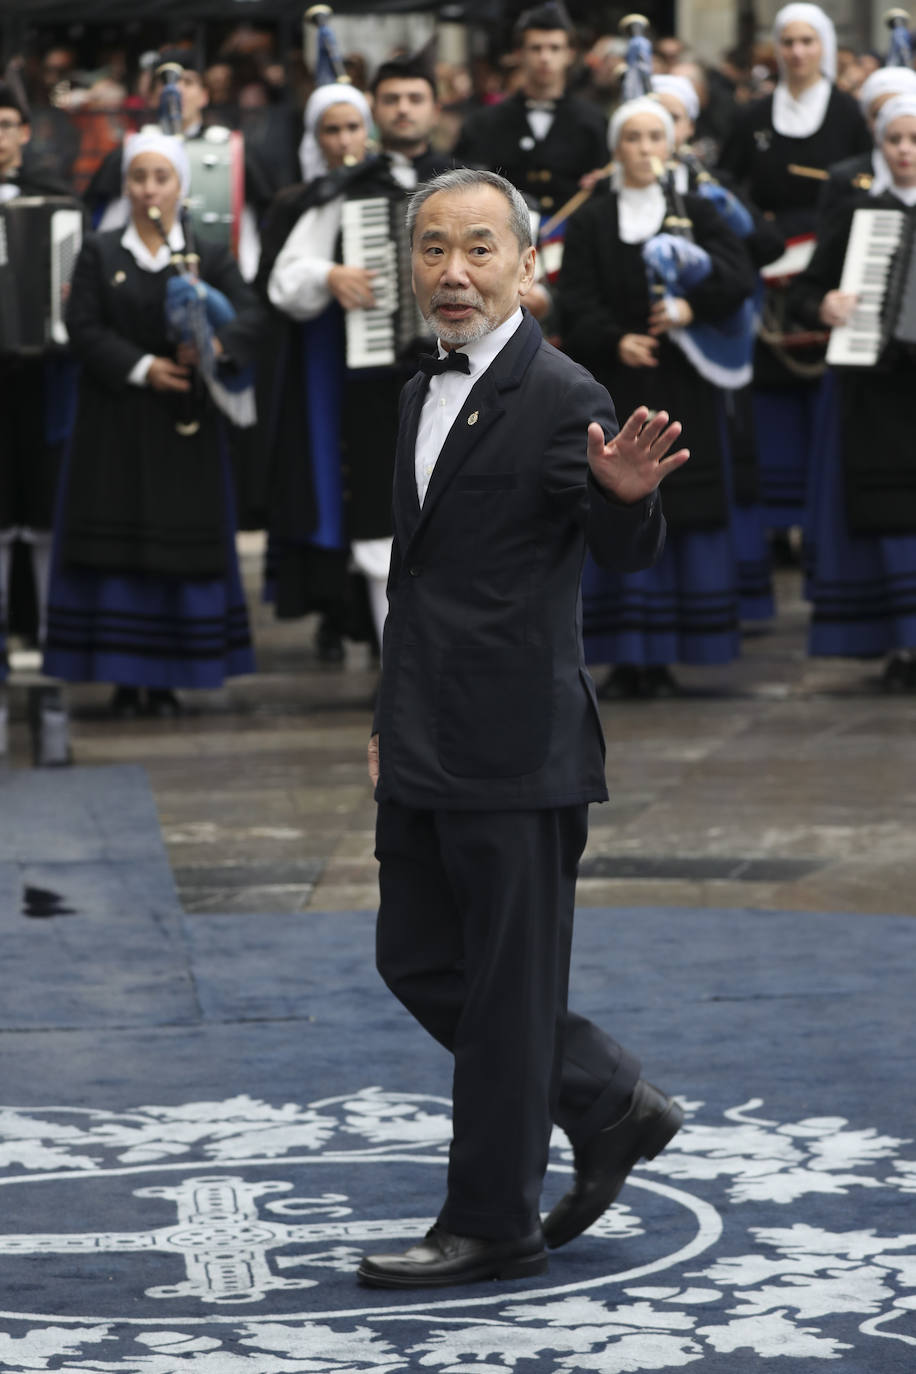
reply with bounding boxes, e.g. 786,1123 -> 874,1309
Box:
0,766 -> 914,1372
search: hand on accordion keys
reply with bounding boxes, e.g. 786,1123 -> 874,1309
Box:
819,290 -> 858,329
328,263 -> 378,311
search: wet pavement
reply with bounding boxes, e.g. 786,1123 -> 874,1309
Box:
4,537 -> 914,920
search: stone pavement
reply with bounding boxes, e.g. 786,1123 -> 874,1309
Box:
4,537 -> 915,920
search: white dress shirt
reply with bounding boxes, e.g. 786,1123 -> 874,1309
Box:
414,308 -> 523,506
122,218 -> 185,387
268,199 -> 342,321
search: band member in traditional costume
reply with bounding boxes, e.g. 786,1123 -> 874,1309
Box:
42,130 -> 262,717
717,4 -> 870,547
789,94 -> 916,689
0,83 -> 80,663
454,2 -> 608,221
257,60 -> 445,664
85,53 -> 275,281
819,62 -> 916,223
652,73 -> 782,622
557,97 -> 756,697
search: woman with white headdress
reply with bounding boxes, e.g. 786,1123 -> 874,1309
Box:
256,79 -> 423,666
42,130 -> 262,718
557,97 -> 756,697
718,3 -> 870,551
789,94 -> 916,689
819,64 -> 916,222
653,72 -> 784,622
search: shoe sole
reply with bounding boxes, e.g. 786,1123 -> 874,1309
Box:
357,1250 -> 548,1289
544,1097 -> 685,1249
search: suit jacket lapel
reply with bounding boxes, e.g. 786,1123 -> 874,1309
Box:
394,374 -> 426,546
407,311 -> 543,544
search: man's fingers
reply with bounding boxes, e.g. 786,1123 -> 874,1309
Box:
648,420 -> 683,459
657,447 -> 690,473
619,406 -> 651,441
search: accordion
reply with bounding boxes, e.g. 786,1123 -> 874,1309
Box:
826,206 -> 916,368
340,195 -> 429,370
0,195 -> 83,357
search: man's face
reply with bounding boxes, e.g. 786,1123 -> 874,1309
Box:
519,29 -> 573,92
412,184 -> 535,346
374,77 -> 438,152
155,69 -> 210,128
0,107 -> 29,174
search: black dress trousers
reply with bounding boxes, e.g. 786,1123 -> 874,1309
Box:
375,799 -> 641,1241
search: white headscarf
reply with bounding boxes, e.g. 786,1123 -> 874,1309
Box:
650,74 -> 700,124
874,92 -> 916,145
859,66 -> 916,119
298,82 -> 372,183
608,96 -> 675,156
122,129 -> 190,196
608,99 -> 675,244
772,3 -> 837,82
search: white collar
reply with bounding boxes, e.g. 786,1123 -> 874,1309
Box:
772,77 -> 831,139
121,217 -> 185,273
436,307 -> 524,374
617,183 -> 666,244
869,148 -> 892,197
890,182 -> 916,207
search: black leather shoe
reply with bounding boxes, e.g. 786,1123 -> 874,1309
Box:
109,686 -> 141,719
145,688 -> 182,718
358,1224 -> 548,1289
542,1080 -> 684,1249
641,665 -> 680,699
598,665 -> 641,700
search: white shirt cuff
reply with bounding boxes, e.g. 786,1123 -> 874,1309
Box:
128,354 -> 155,386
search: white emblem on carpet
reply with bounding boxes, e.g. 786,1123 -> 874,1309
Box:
0,1090 -> 913,1369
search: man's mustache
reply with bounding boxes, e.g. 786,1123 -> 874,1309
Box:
429,290 -> 485,311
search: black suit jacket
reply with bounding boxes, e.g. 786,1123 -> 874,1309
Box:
455,92 -> 608,214
373,310 -> 665,811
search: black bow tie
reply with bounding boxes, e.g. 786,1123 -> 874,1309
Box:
418,350 -> 471,377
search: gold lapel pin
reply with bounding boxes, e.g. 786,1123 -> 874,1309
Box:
467,411 -> 479,426
113,270 -> 127,285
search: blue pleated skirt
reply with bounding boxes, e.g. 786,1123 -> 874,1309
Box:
263,310 -> 347,608
752,379 -> 825,530
808,372 -> 916,658
43,447 -> 254,689
582,524 -> 741,668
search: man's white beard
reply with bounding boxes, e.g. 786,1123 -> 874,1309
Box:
424,290 -> 496,346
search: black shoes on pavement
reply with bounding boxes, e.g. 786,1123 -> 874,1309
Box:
542,1079 -> 684,1250
357,1080 -> 683,1288
358,1223 -> 548,1289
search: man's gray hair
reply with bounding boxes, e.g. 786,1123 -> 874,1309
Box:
406,168 -> 534,252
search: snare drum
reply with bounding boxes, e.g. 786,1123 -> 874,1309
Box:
185,126 -> 245,255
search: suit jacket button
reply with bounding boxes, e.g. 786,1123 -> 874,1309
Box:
408,565 -> 422,577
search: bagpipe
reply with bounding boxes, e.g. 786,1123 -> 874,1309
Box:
619,15 -> 653,101
884,7 -> 914,65
537,14 -> 653,282
147,204 -> 255,433
641,157 -> 758,389
304,4 -> 351,87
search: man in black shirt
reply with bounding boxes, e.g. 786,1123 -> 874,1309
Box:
454,2 -> 608,217
371,53 -> 452,189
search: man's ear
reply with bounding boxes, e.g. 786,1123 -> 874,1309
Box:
518,244 -> 537,295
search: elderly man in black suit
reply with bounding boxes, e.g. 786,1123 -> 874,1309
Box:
358,168 -> 686,1290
